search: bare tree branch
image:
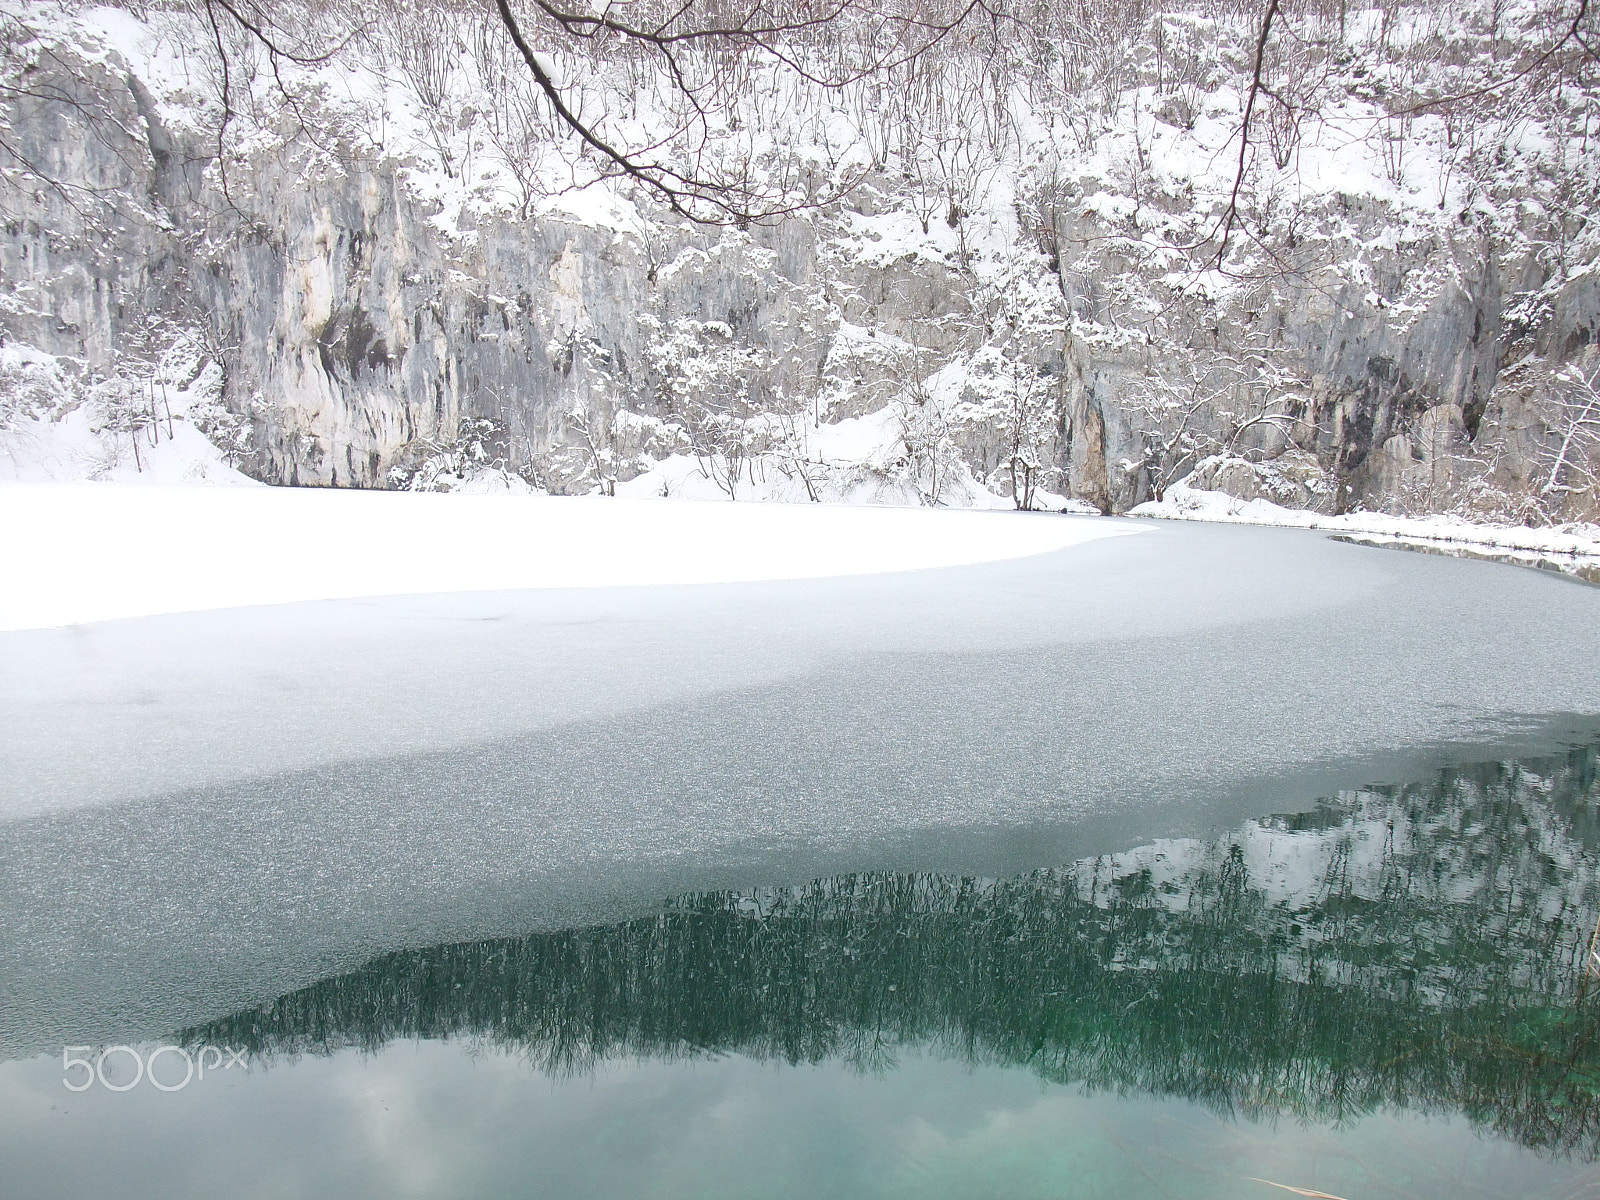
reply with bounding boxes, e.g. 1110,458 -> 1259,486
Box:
488,0 -> 992,222
1214,0 -> 1280,269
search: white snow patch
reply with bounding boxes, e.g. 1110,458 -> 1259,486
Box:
0,484 -> 1141,629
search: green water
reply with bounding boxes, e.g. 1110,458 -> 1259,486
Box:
5,744 -> 1600,1198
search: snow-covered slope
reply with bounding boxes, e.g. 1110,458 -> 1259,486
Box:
0,342 -> 255,486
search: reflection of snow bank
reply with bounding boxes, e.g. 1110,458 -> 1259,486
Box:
1132,480 -> 1600,561
0,483 -> 1141,629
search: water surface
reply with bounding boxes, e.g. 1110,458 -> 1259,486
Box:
5,740 -> 1600,1198
5,522 -> 1600,1196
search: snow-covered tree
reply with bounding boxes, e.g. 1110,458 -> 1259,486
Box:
1536,359 -> 1600,520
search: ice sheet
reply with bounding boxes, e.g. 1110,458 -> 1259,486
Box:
3,522 -> 1599,1054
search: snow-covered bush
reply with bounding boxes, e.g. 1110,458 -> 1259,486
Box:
892,376 -> 962,506
0,346 -> 77,430
387,416 -> 541,493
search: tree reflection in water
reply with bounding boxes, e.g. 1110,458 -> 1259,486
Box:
186,744 -> 1600,1158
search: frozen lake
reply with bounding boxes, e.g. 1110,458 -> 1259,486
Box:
2,513 -> 1600,1196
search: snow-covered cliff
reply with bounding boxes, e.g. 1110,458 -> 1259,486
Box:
3,0 -> 1598,522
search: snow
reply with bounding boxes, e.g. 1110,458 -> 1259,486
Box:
0,407 -> 258,487
0,483 -> 1140,630
1131,479 -> 1600,562
808,406 -> 899,462
0,340 -> 255,487
609,403 -> 1095,511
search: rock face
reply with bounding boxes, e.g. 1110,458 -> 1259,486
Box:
2,35 -> 1597,520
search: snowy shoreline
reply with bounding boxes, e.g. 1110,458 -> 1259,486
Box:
1130,482 -> 1600,566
